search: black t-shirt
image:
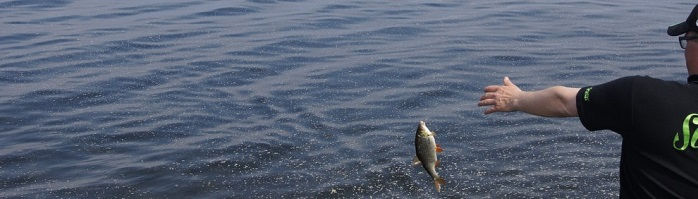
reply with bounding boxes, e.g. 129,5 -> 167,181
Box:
576,75 -> 698,198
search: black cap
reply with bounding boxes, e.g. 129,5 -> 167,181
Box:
668,4 -> 698,36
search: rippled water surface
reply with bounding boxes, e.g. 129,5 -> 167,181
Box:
1,0 -> 694,198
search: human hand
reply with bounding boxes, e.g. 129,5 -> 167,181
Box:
478,77 -> 523,114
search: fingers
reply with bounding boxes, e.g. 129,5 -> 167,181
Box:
480,77 -> 517,115
484,85 -> 500,92
503,76 -> 514,86
485,77 -> 516,92
478,99 -> 495,106
479,92 -> 496,101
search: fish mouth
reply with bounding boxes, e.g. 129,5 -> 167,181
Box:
418,121 -> 428,130
417,121 -> 431,136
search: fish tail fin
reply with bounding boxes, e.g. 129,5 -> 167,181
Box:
434,177 -> 445,192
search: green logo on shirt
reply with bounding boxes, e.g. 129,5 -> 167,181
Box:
583,87 -> 592,102
673,113 -> 698,151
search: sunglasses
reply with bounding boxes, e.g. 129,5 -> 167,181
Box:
679,35 -> 698,49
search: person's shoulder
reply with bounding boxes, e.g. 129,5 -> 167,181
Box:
597,76 -> 679,93
618,76 -> 687,93
597,76 -> 647,87
615,75 -> 673,85
594,76 -> 680,90
616,75 -> 658,82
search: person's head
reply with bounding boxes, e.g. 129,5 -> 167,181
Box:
685,31 -> 698,72
668,4 -> 698,74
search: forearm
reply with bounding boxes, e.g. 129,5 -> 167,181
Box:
514,86 -> 580,117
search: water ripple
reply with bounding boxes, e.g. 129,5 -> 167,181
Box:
0,0 -> 687,198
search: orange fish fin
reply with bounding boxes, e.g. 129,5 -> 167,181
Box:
436,144 -> 443,153
412,156 -> 421,166
434,177 -> 446,192
435,160 -> 440,167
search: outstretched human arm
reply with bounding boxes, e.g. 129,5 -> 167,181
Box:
478,77 -> 580,117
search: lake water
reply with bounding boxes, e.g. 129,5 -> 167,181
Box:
0,0 -> 694,198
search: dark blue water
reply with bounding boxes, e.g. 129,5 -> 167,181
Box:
0,0 -> 693,197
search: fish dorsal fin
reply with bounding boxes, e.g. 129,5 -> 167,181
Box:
412,156 -> 421,166
436,144 -> 443,153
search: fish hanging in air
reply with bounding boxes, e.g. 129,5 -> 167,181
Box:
413,120 -> 446,192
